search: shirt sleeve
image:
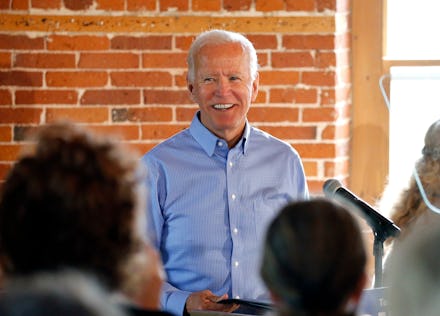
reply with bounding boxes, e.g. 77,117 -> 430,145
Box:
142,154 -> 191,316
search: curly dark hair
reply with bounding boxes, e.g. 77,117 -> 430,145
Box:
0,122 -> 144,291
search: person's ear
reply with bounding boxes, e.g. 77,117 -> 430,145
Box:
251,72 -> 259,102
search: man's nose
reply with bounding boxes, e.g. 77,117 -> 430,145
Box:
215,78 -> 231,95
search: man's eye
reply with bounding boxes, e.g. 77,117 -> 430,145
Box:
230,76 -> 241,81
203,78 -> 215,83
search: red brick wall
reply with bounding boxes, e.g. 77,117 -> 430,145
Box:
0,0 -> 351,195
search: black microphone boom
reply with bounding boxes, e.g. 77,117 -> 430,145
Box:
323,179 -> 400,240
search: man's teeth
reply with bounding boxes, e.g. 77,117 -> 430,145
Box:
213,104 -> 233,109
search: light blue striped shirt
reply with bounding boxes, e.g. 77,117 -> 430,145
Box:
142,112 -> 308,316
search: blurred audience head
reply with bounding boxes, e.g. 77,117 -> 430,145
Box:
0,270 -> 128,316
261,198 -> 367,316
0,121 -> 163,309
387,218 -> 440,316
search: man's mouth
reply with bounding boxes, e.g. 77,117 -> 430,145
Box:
213,104 -> 234,110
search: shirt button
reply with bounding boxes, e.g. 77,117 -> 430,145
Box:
229,161 -> 233,167
231,194 -> 236,200
235,296 -> 240,299
234,261 -> 239,267
217,141 -> 223,147
233,228 -> 238,234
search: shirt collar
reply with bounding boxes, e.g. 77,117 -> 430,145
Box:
189,111 -> 250,156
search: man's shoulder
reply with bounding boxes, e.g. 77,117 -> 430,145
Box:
144,128 -> 191,158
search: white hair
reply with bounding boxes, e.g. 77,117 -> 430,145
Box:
186,29 -> 259,83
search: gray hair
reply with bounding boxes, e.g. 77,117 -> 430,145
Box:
186,29 -> 259,83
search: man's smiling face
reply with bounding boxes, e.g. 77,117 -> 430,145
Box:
188,42 -> 259,146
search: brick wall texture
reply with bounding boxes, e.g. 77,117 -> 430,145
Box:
0,0 -> 352,194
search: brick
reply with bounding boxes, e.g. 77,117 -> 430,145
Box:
0,71 -> 43,87
160,0 -> 189,11
259,71 -> 300,85
302,71 -> 336,86
111,72 -> 172,87
14,53 -> 75,68
224,0 -> 251,10
0,108 -> 43,124
247,35 -> 277,49
111,36 -> 172,50
257,53 -> 268,68
64,0 -> 93,10
255,0 -> 284,11
141,124 -> 188,139
286,0 -> 315,11
81,90 -> 140,105
32,0 -> 61,9
302,160 -> 318,177
256,126 -> 316,140
79,53 -> 139,69
248,107 -> 299,122
283,35 -> 335,50
254,90 -> 266,103
0,35 -> 44,50
322,123 -> 351,142
306,180 -> 325,195
321,87 -> 351,105
294,143 -> 336,159
16,90 -> 78,105
325,159 -> 350,177
142,53 -> 187,68
13,0 -> 29,8
318,0 -> 337,11
0,164 -> 13,181
128,142 -> 157,156
47,35 -> 109,51
112,107 -> 172,122
0,90 -> 12,105
175,36 -> 194,51
176,107 -> 198,121
46,107 -> 109,123
315,52 -> 336,68
296,88 -> 318,104
96,0 -> 124,10
0,145 -> 22,162
175,73 -> 188,87
272,52 -> 314,68
127,0 -> 156,10
46,71 -> 108,87
193,0 -> 221,11
0,53 -> 11,68
303,107 -> 338,122
85,125 -> 140,140
144,90 -> 192,104
0,126 -> 12,141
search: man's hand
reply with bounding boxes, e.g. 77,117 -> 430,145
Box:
185,290 -> 239,314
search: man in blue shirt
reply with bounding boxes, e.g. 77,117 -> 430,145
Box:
142,29 -> 309,316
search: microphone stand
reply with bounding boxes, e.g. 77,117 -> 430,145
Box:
372,229 -> 386,288
370,220 -> 398,288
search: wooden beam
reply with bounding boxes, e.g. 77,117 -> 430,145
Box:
0,14 -> 335,33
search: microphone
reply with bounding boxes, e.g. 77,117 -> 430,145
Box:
323,179 -> 400,239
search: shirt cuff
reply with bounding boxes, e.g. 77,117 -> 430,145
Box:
164,290 -> 191,316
